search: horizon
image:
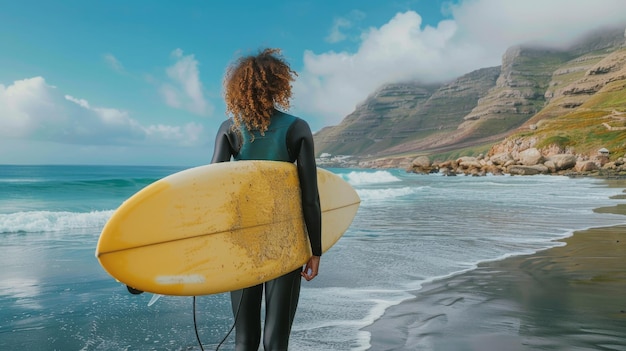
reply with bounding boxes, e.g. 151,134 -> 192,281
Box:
1,0 -> 626,166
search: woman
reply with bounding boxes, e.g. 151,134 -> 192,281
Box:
211,48 -> 321,351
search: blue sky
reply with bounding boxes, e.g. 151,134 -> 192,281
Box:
1,0 -> 625,166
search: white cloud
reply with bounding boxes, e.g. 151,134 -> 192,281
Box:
145,122 -> 204,147
63,94 -> 207,146
326,17 -> 350,43
0,77 -> 206,148
65,95 -> 90,109
449,0 -> 626,49
325,10 -> 367,44
0,77 -> 66,138
160,49 -> 212,116
294,0 -> 626,127
104,53 -> 124,72
294,12 -> 460,127
65,94 -> 132,127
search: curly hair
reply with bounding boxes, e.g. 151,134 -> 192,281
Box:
223,48 -> 298,135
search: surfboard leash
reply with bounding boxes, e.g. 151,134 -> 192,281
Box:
192,292 -> 244,351
192,296 -> 206,351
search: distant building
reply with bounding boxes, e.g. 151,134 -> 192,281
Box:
598,147 -> 610,156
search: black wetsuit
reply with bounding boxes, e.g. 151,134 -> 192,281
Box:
211,111 -> 321,351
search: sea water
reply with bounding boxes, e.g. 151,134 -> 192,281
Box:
1,165 -> 625,350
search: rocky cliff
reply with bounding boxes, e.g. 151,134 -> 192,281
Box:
314,67 -> 500,156
314,25 -> 626,169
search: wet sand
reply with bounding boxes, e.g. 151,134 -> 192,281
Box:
364,184 -> 626,351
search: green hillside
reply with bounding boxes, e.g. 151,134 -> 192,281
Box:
314,26 -> 626,164
520,79 -> 626,160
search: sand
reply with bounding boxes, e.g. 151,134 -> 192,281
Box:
364,182 -> 626,351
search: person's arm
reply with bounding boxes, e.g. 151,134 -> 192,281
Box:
288,118 -> 322,281
211,119 -> 238,163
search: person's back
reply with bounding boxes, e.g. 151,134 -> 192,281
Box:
211,48 -> 321,351
235,111 -> 296,162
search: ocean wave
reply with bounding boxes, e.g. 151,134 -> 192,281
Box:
0,177 -> 157,190
357,187 -> 421,201
0,210 -> 113,234
341,170 -> 401,186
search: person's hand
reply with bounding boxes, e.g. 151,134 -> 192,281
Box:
301,256 -> 320,281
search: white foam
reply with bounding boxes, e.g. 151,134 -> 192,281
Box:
357,186 -> 421,201
0,210 -> 113,234
342,170 -> 401,185
293,287 -> 415,351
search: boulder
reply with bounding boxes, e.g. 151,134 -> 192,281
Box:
438,160 -> 453,169
575,161 -> 598,172
518,148 -> 544,166
508,164 -> 549,175
603,162 -> 617,170
439,167 -> 456,176
547,154 -> 577,171
412,156 -> 431,169
544,160 -> 557,173
457,156 -> 482,169
490,152 -> 514,166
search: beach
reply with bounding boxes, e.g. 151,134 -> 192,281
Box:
2,166 -> 626,350
364,182 -> 626,351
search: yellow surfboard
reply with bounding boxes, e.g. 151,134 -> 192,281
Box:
95,161 -> 360,296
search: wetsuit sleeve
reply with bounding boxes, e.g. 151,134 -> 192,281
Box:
211,119 -> 238,163
288,118 -> 322,256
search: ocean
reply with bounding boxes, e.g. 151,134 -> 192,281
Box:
1,165 -> 625,351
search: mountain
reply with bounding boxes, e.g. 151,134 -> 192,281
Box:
314,26 -> 626,166
313,67 -> 499,156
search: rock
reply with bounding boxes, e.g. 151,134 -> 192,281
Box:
575,161 -> 598,172
437,160 -> 453,169
508,164 -> 549,175
412,156 -> 431,169
504,160 -> 516,167
439,167 -> 456,176
457,156 -> 482,169
546,154 -> 577,171
487,165 -> 504,175
544,160 -> 557,173
518,148 -> 544,166
490,152 -> 514,166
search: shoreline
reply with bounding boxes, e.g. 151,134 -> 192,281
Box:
363,180 -> 626,351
